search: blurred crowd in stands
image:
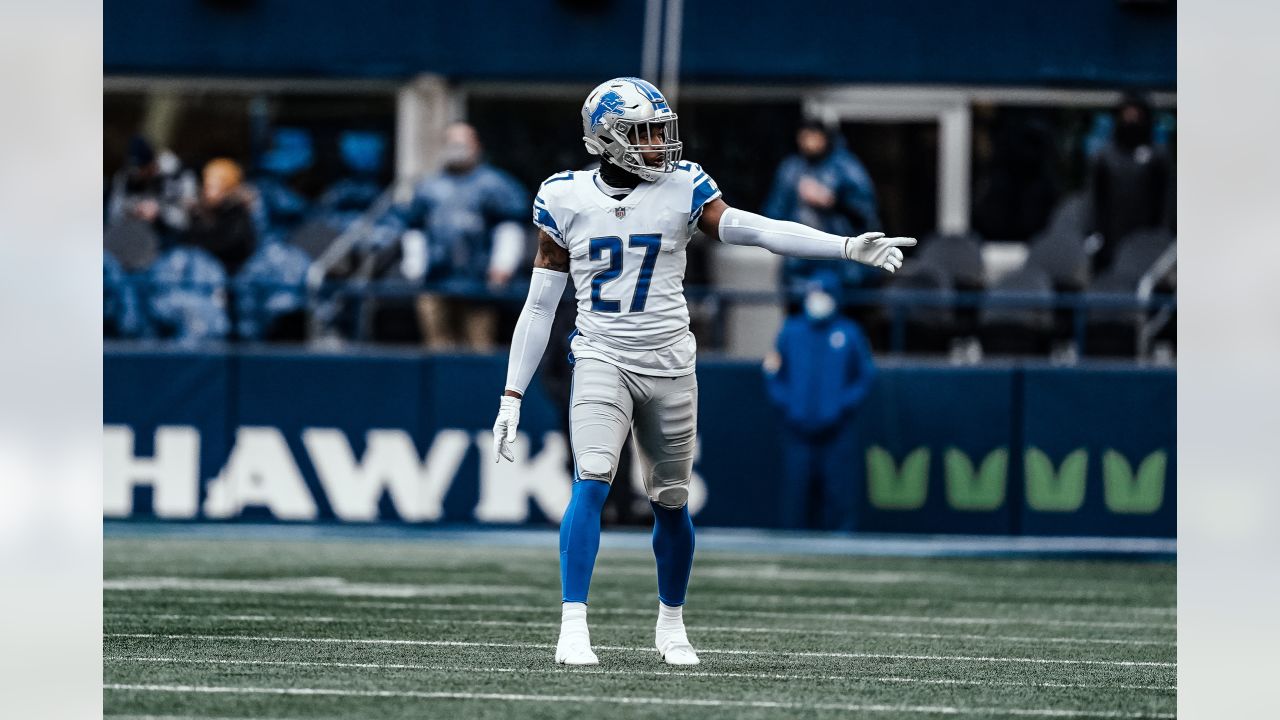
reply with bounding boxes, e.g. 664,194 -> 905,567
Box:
103,93 -> 1175,360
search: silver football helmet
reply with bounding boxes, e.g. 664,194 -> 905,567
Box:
581,77 -> 682,181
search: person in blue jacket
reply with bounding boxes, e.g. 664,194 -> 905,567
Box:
763,269 -> 878,531
397,123 -> 529,350
763,119 -> 883,299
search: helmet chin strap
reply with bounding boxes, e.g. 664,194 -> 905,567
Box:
599,156 -> 644,189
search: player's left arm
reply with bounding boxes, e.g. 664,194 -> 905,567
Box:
696,197 -> 915,273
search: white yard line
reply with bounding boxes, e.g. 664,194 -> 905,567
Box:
104,655 -> 1178,691
102,574 -> 1174,614
104,633 -> 1175,668
103,611 -> 1175,647
105,594 -> 1176,630
102,683 -> 1175,718
101,576 -> 537,598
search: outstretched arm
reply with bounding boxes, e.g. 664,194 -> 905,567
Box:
697,197 -> 914,273
493,230 -> 569,461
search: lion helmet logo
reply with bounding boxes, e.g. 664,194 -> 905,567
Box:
589,90 -> 626,132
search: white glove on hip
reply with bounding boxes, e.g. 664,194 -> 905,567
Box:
844,232 -> 917,273
493,395 -> 521,462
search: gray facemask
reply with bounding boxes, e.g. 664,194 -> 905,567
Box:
441,141 -> 478,170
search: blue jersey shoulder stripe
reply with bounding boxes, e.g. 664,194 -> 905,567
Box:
544,171 -> 574,185
534,206 -> 560,235
690,178 -> 718,215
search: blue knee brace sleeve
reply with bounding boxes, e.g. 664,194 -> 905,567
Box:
559,479 -> 610,603
651,501 -> 695,606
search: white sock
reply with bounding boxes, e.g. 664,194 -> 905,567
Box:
561,602 -> 589,633
657,601 -> 684,627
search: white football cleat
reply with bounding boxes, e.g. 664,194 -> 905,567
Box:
555,602 -> 599,666
655,623 -> 700,666
555,633 -> 599,665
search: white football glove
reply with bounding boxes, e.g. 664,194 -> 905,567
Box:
844,232 -> 917,273
493,395 -> 521,462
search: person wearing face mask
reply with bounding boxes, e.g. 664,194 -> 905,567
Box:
1087,93 -> 1174,272
398,122 -> 529,351
763,119 -> 883,301
762,269 -> 877,532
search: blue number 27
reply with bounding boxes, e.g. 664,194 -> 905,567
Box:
589,234 -> 661,313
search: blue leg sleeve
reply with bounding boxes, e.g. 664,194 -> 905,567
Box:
651,501 -> 696,606
559,479 -> 611,603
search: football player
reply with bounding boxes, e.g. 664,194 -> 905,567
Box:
493,77 -> 914,666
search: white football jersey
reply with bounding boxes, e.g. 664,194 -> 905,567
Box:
533,162 -> 721,376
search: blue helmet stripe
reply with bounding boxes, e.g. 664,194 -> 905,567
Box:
619,77 -> 669,111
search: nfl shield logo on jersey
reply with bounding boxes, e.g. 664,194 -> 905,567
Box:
614,206 -> 627,219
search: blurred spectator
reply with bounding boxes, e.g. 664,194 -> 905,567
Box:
103,252 -> 146,339
398,122 -> 528,351
250,128 -> 314,242
1087,94 -> 1174,271
183,159 -> 258,277
763,119 -> 882,296
315,131 -> 388,219
146,246 -> 232,343
971,116 -> 1060,241
233,242 -> 312,342
763,271 -> 877,531
106,135 -> 197,243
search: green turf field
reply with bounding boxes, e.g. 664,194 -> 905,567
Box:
104,532 -> 1175,719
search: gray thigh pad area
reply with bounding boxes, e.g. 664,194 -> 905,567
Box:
569,359 -> 634,484
631,374 -> 698,508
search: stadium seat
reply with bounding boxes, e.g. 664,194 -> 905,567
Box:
1027,230 -> 1090,294
918,232 -> 984,339
1042,192 -> 1092,243
1107,228 -> 1174,286
145,246 -> 231,343
978,265 -> 1055,356
1081,228 -> 1174,357
918,233 -> 986,292
233,242 -> 313,342
103,216 -> 160,272
883,259 -> 956,353
1082,272 -> 1143,357
1027,229 -> 1092,341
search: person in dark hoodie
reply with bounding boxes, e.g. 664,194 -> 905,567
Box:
763,269 -> 878,531
1087,93 -> 1174,272
184,158 -> 258,277
764,119 -> 883,298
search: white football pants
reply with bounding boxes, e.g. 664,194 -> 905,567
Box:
569,358 -> 698,509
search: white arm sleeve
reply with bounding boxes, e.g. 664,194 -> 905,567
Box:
489,221 -> 526,276
717,206 -> 848,260
504,267 -> 569,395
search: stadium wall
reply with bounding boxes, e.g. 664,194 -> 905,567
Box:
103,0 -> 1174,88
103,348 -> 1175,537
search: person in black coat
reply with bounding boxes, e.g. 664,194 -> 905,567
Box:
184,158 -> 258,277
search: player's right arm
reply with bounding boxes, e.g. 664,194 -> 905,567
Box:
492,229 -> 569,462
697,196 -> 913,274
